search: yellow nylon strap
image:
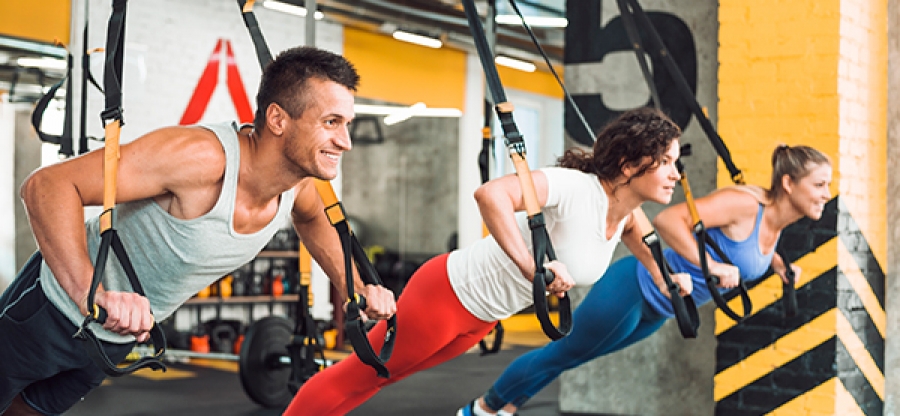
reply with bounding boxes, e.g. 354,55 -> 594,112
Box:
496,102 -> 514,113
482,126 -> 492,140
510,153 -> 542,216
313,179 -> 346,225
242,0 -> 255,13
298,242 -> 312,286
100,120 -> 121,232
679,171 -> 702,226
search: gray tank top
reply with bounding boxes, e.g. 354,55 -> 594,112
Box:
40,122 -> 295,343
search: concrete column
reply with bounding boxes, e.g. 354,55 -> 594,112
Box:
715,0 -> 888,414
0,95 -> 14,293
559,0 -> 720,414
884,0 -> 900,414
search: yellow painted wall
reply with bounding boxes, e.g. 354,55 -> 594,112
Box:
343,27 -> 468,109
718,1 -> 889,411
719,0 -> 887,267
1,0 -> 70,45
498,63 -> 564,100
718,0 -> 841,192
343,27 -> 562,110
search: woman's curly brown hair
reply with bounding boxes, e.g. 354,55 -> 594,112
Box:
557,107 -> 681,184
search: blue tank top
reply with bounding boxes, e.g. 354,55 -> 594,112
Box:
637,204 -> 775,317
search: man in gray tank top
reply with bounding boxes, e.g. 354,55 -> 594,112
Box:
0,46 -> 397,415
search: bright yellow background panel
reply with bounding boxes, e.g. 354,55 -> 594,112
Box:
498,64 -> 563,100
344,27 -> 467,109
1,0 -> 70,45
343,27 -> 564,108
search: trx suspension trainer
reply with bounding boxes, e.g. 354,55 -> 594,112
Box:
73,0 -> 168,377
461,0 -> 572,340
237,0 -> 397,378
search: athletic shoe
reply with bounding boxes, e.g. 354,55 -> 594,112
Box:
456,402 -> 476,416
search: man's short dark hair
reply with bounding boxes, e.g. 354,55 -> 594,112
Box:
254,46 -> 360,130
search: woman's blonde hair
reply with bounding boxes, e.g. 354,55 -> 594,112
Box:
766,145 -> 831,201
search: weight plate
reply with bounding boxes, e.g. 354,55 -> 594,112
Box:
239,316 -> 293,408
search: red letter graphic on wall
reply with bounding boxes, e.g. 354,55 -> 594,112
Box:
179,38 -> 254,125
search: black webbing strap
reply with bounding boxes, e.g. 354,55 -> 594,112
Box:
73,0 -> 168,377
30,46 -> 74,157
475,0 -> 503,356
477,102 -> 504,355
615,8 -> 698,335
615,0 -> 659,108
503,0 -> 595,140
75,229 -> 168,376
618,0 -> 797,317
237,0 -> 396,376
238,0 -> 275,66
676,148 -> 752,323
286,253 -> 325,391
99,0 -> 126,125
782,267 -> 798,317
634,210 -> 698,338
80,0 -> 104,155
315,180 -> 396,378
617,0 -> 743,184
478,101 -> 494,185
700,232 -> 753,322
462,0 -> 571,341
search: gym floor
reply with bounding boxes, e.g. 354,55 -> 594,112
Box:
65,315 -> 573,416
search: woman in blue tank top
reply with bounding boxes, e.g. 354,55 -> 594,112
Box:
458,145 -> 833,416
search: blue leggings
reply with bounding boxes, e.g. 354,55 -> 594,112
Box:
484,256 -> 667,410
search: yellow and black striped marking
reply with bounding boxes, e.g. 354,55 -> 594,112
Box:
714,197 -> 884,415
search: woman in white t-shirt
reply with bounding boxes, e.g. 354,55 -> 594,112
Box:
285,107 -> 689,416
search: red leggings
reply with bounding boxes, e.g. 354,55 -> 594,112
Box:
284,253 -> 496,415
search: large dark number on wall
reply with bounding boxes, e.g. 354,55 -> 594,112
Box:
565,0 -> 697,146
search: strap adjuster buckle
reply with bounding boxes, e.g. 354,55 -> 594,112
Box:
100,107 -> 125,127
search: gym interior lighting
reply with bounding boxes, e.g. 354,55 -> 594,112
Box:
391,30 -> 442,49
355,103 -> 462,125
262,0 -> 324,19
495,15 -> 568,28
15,57 -> 67,71
495,56 -> 536,72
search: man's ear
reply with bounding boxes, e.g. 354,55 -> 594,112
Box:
780,174 -> 793,195
265,103 -> 288,136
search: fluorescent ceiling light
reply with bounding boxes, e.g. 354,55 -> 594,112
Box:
383,102 -> 426,125
263,0 -> 324,19
495,15 -> 568,28
495,56 -> 536,72
392,30 -> 442,49
16,57 -> 67,71
355,103 -> 462,121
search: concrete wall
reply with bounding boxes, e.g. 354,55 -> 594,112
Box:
885,0 -> 900,413
0,97 -> 16,293
559,0 -> 720,414
13,109 -> 41,276
341,108 -> 460,258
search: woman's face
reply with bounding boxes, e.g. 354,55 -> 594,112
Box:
627,140 -> 681,205
787,163 -> 832,220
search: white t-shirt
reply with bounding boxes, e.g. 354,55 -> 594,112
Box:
447,167 -> 626,322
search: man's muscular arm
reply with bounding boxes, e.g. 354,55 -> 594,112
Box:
20,126 -> 225,340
